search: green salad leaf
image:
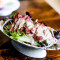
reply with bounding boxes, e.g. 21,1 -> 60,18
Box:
4,30 -> 11,35
24,22 -> 27,26
50,30 -> 52,34
17,35 -> 33,43
10,31 -> 22,39
10,32 -> 20,40
10,13 -> 17,18
10,31 -> 33,43
36,41 -> 41,46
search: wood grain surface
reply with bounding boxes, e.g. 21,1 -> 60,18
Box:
0,0 -> 60,60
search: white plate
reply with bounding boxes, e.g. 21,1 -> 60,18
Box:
0,0 -> 20,16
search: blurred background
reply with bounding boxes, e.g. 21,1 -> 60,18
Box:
0,0 -> 60,29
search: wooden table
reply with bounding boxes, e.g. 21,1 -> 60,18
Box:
0,0 -> 60,60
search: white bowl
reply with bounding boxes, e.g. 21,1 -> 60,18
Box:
0,0 -> 20,16
0,19 -> 47,58
1,19 -> 55,50
1,19 -> 60,58
1,19 -> 59,58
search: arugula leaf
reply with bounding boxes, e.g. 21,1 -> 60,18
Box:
10,31 -> 20,40
10,13 -> 17,18
40,42 -> 43,46
17,30 -> 25,36
36,41 -> 41,46
10,31 -> 26,40
17,30 -> 20,34
36,41 -> 45,47
4,30 -> 11,36
50,30 -> 52,34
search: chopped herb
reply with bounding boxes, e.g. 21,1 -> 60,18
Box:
43,40 -> 48,46
50,30 -> 52,34
40,42 -> 44,46
24,22 -> 27,26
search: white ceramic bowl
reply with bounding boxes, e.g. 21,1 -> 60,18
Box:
0,19 -> 47,58
1,19 -> 55,49
0,0 -> 20,16
1,19 -> 59,58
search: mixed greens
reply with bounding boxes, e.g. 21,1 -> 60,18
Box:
3,12 -> 58,48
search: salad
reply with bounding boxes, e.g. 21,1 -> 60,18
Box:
3,12 -> 58,48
